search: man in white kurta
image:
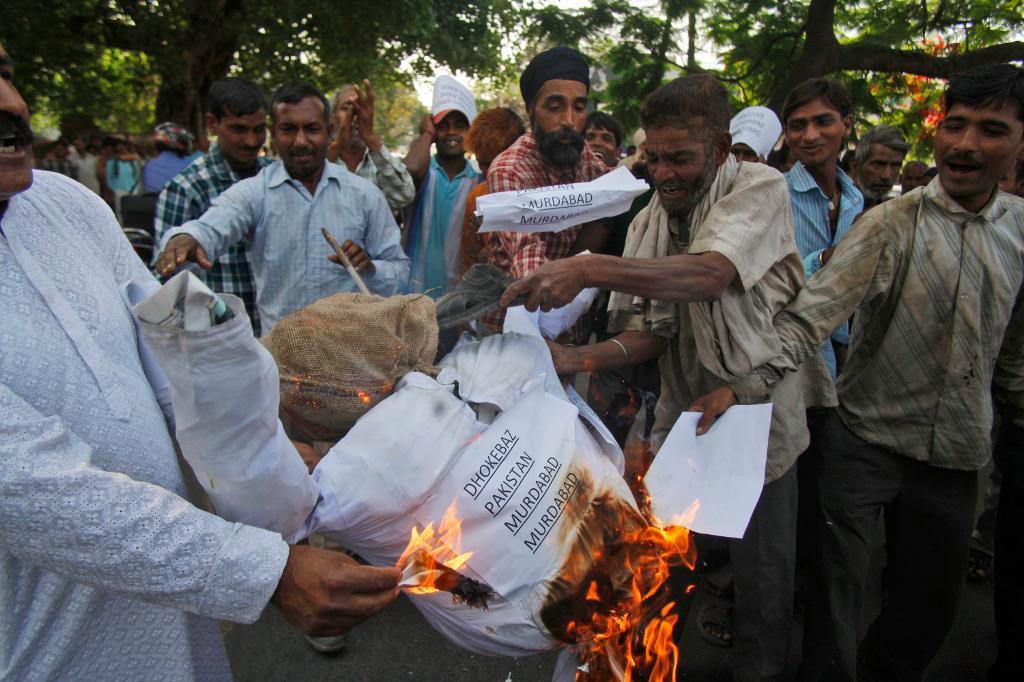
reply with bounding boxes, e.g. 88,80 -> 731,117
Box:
0,44 -> 400,679
0,169 -> 292,680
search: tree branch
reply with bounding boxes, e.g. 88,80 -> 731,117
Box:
837,41 -> 1024,79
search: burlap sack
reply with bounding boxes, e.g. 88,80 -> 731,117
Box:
261,293 -> 438,442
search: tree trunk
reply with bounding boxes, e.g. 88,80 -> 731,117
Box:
153,0 -> 246,135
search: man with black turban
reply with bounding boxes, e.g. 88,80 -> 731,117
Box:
483,46 -> 610,311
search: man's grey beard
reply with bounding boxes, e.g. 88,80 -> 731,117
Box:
858,183 -> 887,203
533,121 -> 584,169
662,155 -> 718,222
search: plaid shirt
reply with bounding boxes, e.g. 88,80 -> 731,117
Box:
484,130 -> 608,278
154,144 -> 270,334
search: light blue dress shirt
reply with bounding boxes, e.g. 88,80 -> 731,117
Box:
785,161 -> 864,377
164,160 -> 410,333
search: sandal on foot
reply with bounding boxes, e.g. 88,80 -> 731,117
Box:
696,603 -> 734,648
967,543 -> 994,582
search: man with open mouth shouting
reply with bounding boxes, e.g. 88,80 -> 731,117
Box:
696,63 -> 1024,682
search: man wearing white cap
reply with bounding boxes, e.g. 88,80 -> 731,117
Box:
403,75 -> 481,296
729,105 -> 782,163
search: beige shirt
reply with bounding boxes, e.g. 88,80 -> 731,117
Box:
757,179 -> 1024,470
614,162 -> 816,483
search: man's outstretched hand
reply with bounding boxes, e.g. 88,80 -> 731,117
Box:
688,386 -> 738,435
155,234 -> 212,277
272,545 -> 401,637
499,257 -> 590,312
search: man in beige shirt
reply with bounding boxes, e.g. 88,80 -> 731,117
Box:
697,64 -> 1024,682
502,74 -> 816,682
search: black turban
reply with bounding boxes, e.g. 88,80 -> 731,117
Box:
519,46 -> 590,109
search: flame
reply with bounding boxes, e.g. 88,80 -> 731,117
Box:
536,466 -> 696,682
563,520 -> 695,682
396,502 -> 473,595
357,390 -> 372,405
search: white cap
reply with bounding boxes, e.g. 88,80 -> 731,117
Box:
729,106 -> 782,160
431,75 -> 477,125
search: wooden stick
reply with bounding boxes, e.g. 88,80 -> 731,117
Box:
321,227 -> 371,295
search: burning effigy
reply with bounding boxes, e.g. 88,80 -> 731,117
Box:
137,273 -> 696,680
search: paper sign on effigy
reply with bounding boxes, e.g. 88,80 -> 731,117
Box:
413,387 -> 593,597
643,404 -> 772,539
476,165 -> 649,234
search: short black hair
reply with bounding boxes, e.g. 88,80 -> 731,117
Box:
585,111 -> 623,147
945,63 -> 1024,122
640,75 -> 732,140
269,82 -> 329,124
208,78 -> 266,120
782,79 -> 852,126
766,142 -> 790,170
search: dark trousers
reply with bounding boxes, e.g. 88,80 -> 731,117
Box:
728,463 -> 798,682
800,412 -> 977,682
990,414 -> 1024,681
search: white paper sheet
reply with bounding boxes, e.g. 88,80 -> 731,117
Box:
413,387 -> 596,598
476,166 -> 649,234
643,403 -> 772,538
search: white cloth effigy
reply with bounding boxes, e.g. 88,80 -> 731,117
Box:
0,171 -> 288,681
142,296 -> 627,658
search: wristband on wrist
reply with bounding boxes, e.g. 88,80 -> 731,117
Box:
609,337 -> 630,362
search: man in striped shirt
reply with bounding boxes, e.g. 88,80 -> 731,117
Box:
696,64 -> 1024,682
782,79 -> 864,382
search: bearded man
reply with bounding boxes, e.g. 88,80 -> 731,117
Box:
501,74 -> 818,681
483,46 -> 610,281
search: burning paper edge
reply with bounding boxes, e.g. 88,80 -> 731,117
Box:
395,502 -> 473,593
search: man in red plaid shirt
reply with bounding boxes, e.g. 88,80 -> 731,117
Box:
484,46 -> 610,280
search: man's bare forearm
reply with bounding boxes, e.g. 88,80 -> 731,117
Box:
554,331 -> 666,375
581,252 -> 737,303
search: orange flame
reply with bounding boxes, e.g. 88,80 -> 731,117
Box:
396,503 -> 473,595
563,521 -> 695,682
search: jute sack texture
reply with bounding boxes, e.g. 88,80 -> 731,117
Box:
261,293 -> 438,442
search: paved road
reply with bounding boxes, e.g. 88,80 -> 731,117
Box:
225,565 -> 995,681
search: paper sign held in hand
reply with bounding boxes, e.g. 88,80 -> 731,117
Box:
643,403 -> 772,538
475,166 -> 649,234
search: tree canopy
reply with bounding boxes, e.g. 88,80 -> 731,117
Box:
4,0 -> 516,135
526,0 -> 1023,157
5,0 -> 1022,156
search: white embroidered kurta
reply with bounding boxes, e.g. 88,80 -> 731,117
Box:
0,171 -> 290,681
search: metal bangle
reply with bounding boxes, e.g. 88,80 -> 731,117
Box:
609,337 -> 630,362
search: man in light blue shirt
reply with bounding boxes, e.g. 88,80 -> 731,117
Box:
156,82 -> 409,333
781,79 -> 864,379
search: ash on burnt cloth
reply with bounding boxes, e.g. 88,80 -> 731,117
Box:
539,470 -> 696,679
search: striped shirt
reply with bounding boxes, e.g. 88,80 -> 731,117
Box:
154,143 -> 270,334
756,179 -> 1024,470
784,162 -> 864,378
